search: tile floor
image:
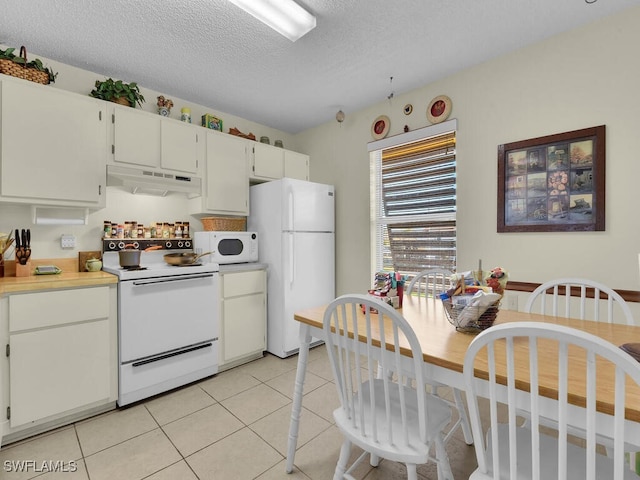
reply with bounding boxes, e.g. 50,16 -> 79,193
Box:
0,345 -> 478,479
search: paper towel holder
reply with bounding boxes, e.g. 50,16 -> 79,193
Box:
31,206 -> 89,225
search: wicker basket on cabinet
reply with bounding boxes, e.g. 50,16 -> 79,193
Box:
201,217 -> 246,231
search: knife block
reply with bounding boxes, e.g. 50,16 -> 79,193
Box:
15,261 -> 32,277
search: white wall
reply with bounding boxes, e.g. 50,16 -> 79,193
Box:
296,5 -> 640,297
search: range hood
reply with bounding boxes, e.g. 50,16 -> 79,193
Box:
106,165 -> 202,197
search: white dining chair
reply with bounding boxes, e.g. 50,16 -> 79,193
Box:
463,321 -> 640,480
523,277 -> 635,325
406,268 -> 454,299
324,294 -> 454,480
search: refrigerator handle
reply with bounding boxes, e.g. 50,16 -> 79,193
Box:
289,232 -> 295,287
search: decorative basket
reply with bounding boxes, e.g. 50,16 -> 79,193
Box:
201,216 -> 246,232
442,299 -> 499,334
0,47 -> 50,85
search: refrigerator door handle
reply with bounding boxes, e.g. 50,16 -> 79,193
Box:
289,232 -> 295,287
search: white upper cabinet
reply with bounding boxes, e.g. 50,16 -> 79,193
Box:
0,76 -> 107,208
284,150 -> 309,181
161,119 -> 199,174
110,105 -> 200,176
251,142 -> 309,182
190,130 -> 249,216
112,104 -> 161,168
251,142 -> 284,180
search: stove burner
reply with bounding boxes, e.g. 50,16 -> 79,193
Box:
122,266 -> 148,271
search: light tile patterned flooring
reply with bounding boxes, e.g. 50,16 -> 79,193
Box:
0,345 -> 478,479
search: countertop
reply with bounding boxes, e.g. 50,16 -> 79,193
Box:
219,262 -> 268,273
0,271 -> 118,294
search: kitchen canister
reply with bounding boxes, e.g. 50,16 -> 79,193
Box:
181,107 -> 191,123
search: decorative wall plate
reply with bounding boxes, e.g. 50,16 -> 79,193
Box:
403,104 -> 413,115
371,115 -> 390,140
426,95 -> 452,124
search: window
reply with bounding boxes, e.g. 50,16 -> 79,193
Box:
369,120 -> 457,277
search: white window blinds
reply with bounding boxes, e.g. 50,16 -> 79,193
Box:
369,121 -> 457,275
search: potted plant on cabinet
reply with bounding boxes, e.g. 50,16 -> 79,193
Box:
89,78 -> 145,108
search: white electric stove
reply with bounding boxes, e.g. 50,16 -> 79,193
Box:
103,241 -> 220,406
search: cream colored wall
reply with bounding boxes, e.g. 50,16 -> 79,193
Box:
296,6 -> 640,299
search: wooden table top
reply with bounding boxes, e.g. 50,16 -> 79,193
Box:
294,296 -> 640,423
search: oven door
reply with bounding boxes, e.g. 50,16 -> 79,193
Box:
118,272 -> 218,363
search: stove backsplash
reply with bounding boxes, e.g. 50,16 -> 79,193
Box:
0,188 -> 204,259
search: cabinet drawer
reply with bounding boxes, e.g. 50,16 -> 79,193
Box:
222,270 -> 266,298
9,286 -> 110,332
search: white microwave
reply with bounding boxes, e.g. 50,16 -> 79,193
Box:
193,231 -> 259,264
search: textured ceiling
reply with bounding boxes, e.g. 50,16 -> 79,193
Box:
1,0 -> 639,133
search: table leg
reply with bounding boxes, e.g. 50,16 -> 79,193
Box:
285,323 -> 312,473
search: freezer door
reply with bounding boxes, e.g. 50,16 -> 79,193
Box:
282,178 -> 334,233
280,231 -> 335,355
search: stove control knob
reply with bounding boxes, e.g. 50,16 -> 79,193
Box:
117,241 -> 125,250
184,241 -> 191,248
108,242 -> 116,250
177,241 -> 184,248
165,241 -> 172,249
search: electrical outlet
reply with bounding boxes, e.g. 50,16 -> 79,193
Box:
61,234 -> 76,249
507,295 -> 518,311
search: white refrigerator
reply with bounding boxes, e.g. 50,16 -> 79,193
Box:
248,178 -> 335,358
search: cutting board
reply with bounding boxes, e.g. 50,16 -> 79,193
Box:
78,251 -> 102,272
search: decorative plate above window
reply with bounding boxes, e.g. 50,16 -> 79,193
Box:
371,115 -> 390,140
426,95 -> 452,124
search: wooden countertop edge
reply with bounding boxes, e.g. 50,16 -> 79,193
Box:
0,272 -> 118,294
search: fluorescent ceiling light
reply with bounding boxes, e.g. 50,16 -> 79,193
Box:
228,0 -> 316,42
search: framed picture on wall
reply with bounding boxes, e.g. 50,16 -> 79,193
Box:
497,125 -> 605,232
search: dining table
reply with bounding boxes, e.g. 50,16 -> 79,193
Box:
285,295 -> 640,473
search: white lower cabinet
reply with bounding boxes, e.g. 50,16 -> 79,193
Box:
219,268 -> 266,371
1,285 -> 117,443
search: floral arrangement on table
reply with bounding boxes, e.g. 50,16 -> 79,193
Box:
440,265 -> 508,333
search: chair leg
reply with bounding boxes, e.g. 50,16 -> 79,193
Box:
434,435 -> 454,480
452,387 -> 474,445
369,453 -> 380,467
406,463 -> 418,480
333,439 -> 351,480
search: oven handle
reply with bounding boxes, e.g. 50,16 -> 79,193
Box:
131,342 -> 214,367
131,273 -> 215,286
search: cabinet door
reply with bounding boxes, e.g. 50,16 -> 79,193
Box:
0,79 -> 106,205
161,120 -> 199,173
284,150 -> 309,181
9,319 -> 112,427
252,142 -> 284,179
205,132 -> 249,215
222,293 -> 266,363
112,104 -> 160,168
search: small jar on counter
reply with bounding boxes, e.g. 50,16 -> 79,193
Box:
175,222 -> 183,238
103,221 -> 111,238
183,221 -> 189,238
